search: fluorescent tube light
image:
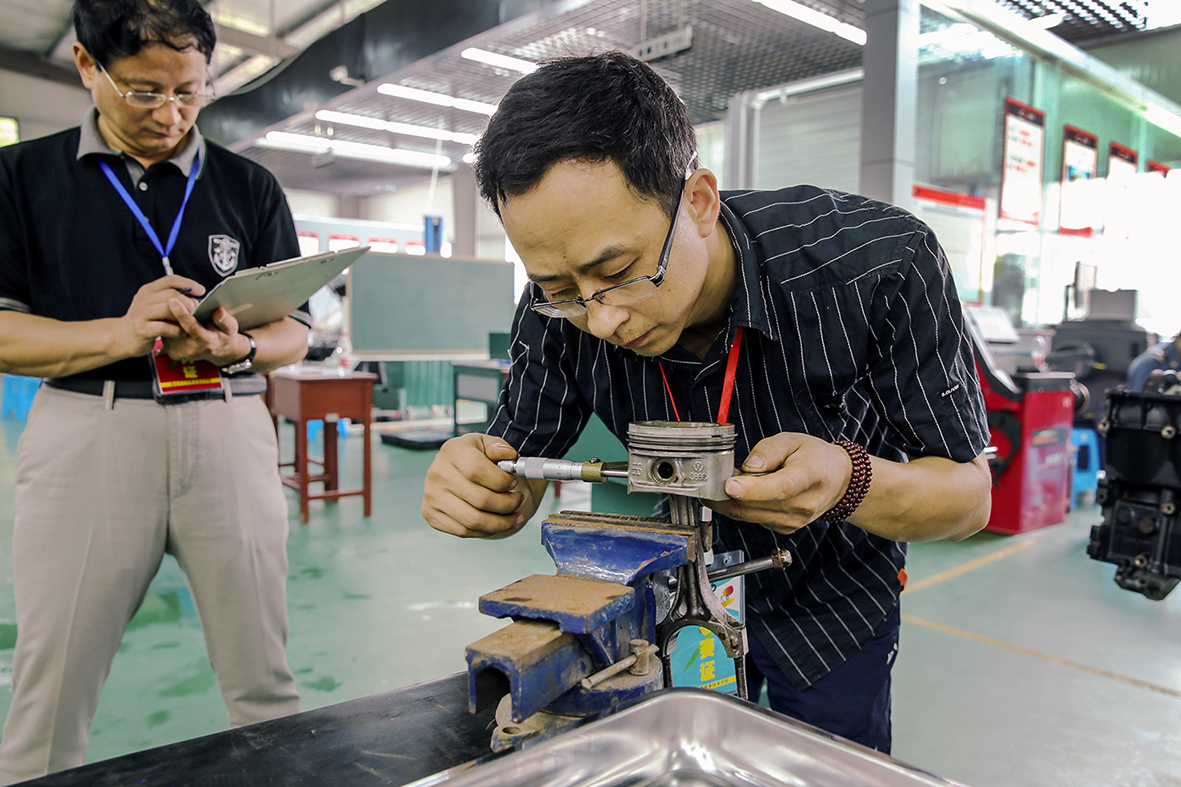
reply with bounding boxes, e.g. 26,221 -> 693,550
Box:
213,54 -> 278,100
376,83 -> 498,115
1028,12 -> 1065,29
314,110 -> 479,144
1143,104 -> 1181,138
209,10 -> 270,37
751,0 -> 866,46
461,48 -> 537,73
260,131 -> 453,170
314,110 -> 386,131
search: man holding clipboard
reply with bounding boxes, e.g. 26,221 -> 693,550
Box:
0,1 -> 309,781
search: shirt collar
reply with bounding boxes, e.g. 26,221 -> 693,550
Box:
76,105 -> 205,177
715,198 -> 777,345
611,198 -> 778,368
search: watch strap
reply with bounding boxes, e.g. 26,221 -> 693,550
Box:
221,332 -> 257,375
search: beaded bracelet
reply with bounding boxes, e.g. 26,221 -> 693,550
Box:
820,439 -> 873,524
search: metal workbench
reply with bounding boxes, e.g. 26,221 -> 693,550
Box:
25,676 -> 971,787
24,673 -> 496,786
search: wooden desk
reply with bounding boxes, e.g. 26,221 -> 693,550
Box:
266,370 -> 376,524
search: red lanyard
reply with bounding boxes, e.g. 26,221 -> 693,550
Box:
659,326 -> 744,424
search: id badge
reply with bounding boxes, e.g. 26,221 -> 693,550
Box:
149,338 -> 224,400
668,549 -> 746,694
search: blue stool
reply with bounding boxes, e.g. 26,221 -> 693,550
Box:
306,418 -> 350,442
1071,427 -> 1101,506
1,374 -> 40,421
307,419 -> 324,442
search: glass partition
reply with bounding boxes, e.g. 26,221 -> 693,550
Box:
915,3 -> 1181,334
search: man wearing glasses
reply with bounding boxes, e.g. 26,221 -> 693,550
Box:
422,52 -> 992,753
0,0 -> 305,781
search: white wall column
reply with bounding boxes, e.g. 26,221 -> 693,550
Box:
451,164 -> 479,257
859,0 -> 919,209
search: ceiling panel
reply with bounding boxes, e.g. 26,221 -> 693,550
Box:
232,0 -> 872,196
0,0 -> 75,54
992,0 -> 1147,42
0,0 -> 1170,198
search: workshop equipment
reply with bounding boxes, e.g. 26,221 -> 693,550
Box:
966,306 -> 1077,534
1087,371 -> 1181,600
466,421 -> 793,751
1047,289 -> 1151,433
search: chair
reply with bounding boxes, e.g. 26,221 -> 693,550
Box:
1,374 -> 40,420
1071,427 -> 1101,506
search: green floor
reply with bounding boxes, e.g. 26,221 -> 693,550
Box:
0,410 -> 1179,786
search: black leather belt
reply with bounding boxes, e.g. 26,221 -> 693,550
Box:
45,378 -> 227,403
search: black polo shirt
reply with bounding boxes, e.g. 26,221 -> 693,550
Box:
488,185 -> 990,690
0,111 -> 304,383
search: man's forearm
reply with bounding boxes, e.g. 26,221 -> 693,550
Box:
0,311 -> 129,378
849,452 -> 992,542
243,317 -> 310,374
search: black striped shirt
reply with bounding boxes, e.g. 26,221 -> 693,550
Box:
488,185 -> 989,689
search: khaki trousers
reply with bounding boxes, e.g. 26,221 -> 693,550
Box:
0,385 -> 300,784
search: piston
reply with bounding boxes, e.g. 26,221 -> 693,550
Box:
626,421 -> 736,501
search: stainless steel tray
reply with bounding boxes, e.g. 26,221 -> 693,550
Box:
408,688 -> 968,787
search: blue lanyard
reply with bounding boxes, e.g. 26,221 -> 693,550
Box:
99,152 -> 200,276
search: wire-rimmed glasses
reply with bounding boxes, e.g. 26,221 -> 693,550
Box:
98,64 -> 211,110
530,191 -> 683,319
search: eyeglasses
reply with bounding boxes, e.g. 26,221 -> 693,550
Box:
530,192 -> 683,319
98,64 -> 211,109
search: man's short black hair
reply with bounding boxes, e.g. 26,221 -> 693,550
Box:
473,51 -> 699,220
74,0 -> 217,68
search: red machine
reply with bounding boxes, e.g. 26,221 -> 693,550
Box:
965,307 -> 1076,535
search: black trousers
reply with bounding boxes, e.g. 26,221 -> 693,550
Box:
745,604 -> 900,753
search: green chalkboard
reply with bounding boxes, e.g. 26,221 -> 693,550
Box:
347,251 -> 517,358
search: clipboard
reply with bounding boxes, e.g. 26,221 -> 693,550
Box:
191,246 -> 370,330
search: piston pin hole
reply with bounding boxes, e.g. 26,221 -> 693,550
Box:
654,460 -> 677,482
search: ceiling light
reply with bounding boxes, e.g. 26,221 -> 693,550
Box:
213,55 -> 278,100
461,48 -> 537,73
315,110 -> 386,131
314,110 -> 479,144
376,83 -> 498,115
1143,104 -> 1181,138
1028,12 -> 1065,29
209,10 -> 270,38
751,0 -> 866,46
260,131 -> 453,170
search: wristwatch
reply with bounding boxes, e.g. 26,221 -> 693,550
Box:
221,332 -> 257,375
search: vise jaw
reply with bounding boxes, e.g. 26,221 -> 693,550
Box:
465,511 -> 694,750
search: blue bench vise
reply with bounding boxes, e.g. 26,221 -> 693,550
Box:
465,421 -> 791,751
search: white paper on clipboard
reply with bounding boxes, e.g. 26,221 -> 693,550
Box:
191,246 -> 370,331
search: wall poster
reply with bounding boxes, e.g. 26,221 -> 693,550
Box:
999,98 -> 1045,225
1105,143 -> 1138,246
912,185 -> 987,303
1108,142 -> 1138,179
1060,125 -> 1099,237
